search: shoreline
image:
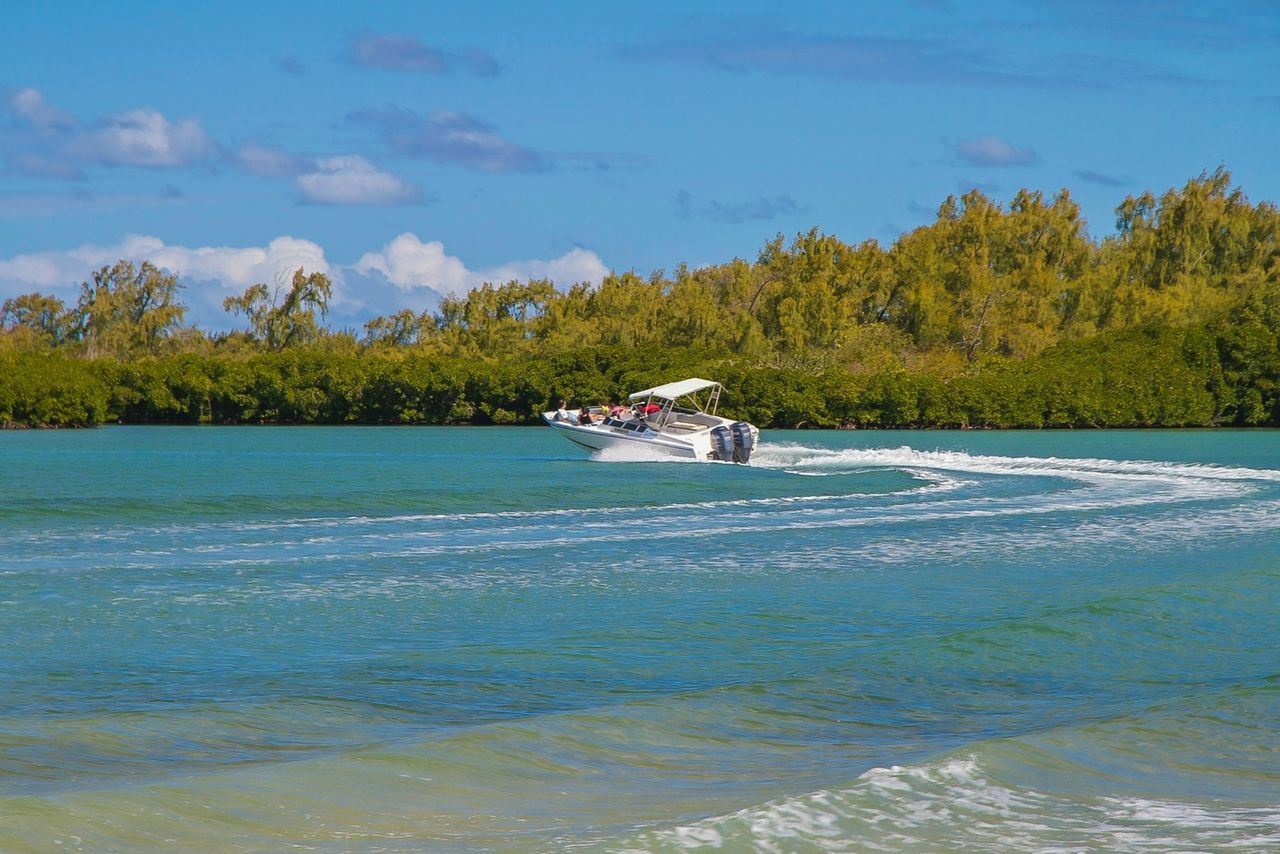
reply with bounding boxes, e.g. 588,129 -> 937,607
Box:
7,421 -> 1277,431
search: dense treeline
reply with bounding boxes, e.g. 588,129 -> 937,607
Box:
3,168 -> 1279,429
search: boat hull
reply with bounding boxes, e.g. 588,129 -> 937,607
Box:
542,415 -> 707,459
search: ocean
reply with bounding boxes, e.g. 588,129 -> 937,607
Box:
1,426 -> 1277,851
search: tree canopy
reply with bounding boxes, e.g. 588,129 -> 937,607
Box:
3,169 -> 1279,428
223,268 -> 332,350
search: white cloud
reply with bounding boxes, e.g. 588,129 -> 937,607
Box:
144,236 -> 330,287
70,109 -> 215,167
953,135 -> 1037,167
2,89 -> 216,176
355,233 -> 470,292
0,234 -> 329,292
481,247 -> 610,289
0,253 -> 65,289
331,267 -> 445,323
348,108 -> 547,173
237,142 -> 309,177
355,233 -> 607,296
295,155 -> 422,205
343,34 -> 499,77
1,232 -> 608,328
8,86 -> 76,130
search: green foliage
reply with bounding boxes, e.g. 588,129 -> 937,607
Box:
223,268 -> 332,350
363,309 -> 431,348
75,261 -> 187,359
1213,280 -> 1280,425
4,169 -> 1280,429
1,292 -> 78,350
0,353 -> 110,427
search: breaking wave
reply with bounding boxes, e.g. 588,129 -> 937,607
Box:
626,755 -> 1280,853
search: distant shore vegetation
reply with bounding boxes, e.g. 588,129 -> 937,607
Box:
3,168 -> 1279,429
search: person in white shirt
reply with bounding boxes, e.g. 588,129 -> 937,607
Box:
553,399 -> 577,423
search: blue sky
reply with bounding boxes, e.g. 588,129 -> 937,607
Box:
2,0 -> 1278,328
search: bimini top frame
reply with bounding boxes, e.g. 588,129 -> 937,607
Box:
627,377 -> 722,415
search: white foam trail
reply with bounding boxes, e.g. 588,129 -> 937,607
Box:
629,757 -> 1280,852
753,442 -> 1280,485
591,443 -> 704,465
12,446 -> 1280,577
19,446 -> 1274,549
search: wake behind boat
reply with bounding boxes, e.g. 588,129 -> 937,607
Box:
542,378 -> 759,463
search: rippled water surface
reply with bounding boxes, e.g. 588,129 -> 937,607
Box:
1,426 -> 1278,851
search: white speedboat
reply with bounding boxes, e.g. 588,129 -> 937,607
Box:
542,378 -> 759,463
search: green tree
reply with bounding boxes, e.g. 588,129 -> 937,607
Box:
75,261 -> 187,359
363,309 -> 431,348
223,268 -> 332,350
1,292 -> 77,349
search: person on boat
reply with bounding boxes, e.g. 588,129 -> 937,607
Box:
579,406 -> 595,426
552,399 -> 571,422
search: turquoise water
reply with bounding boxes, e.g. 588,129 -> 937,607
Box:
1,426 -> 1278,851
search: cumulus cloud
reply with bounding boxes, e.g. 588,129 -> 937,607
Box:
234,145 -> 421,206
953,135 -> 1037,167
0,234 -> 329,292
355,233 -> 607,296
1,87 -> 216,178
294,155 -> 423,205
0,233 -> 608,326
355,233 -> 469,293
344,33 -> 499,76
70,109 -> 215,167
2,234 -> 334,329
336,241 -> 606,324
148,236 -> 330,286
348,108 -> 548,173
7,86 -> 76,130
480,248 -> 610,290
325,266 -> 444,326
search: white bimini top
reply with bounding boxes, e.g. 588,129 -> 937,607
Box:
627,378 -> 721,401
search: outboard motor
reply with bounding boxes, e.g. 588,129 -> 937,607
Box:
731,421 -> 755,464
710,425 -> 734,461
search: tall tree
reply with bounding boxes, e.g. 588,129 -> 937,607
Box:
224,268 -> 332,350
75,261 -> 186,359
1,292 -> 76,349
363,309 -> 431,348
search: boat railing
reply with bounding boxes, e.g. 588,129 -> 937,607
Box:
707,385 -> 721,415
